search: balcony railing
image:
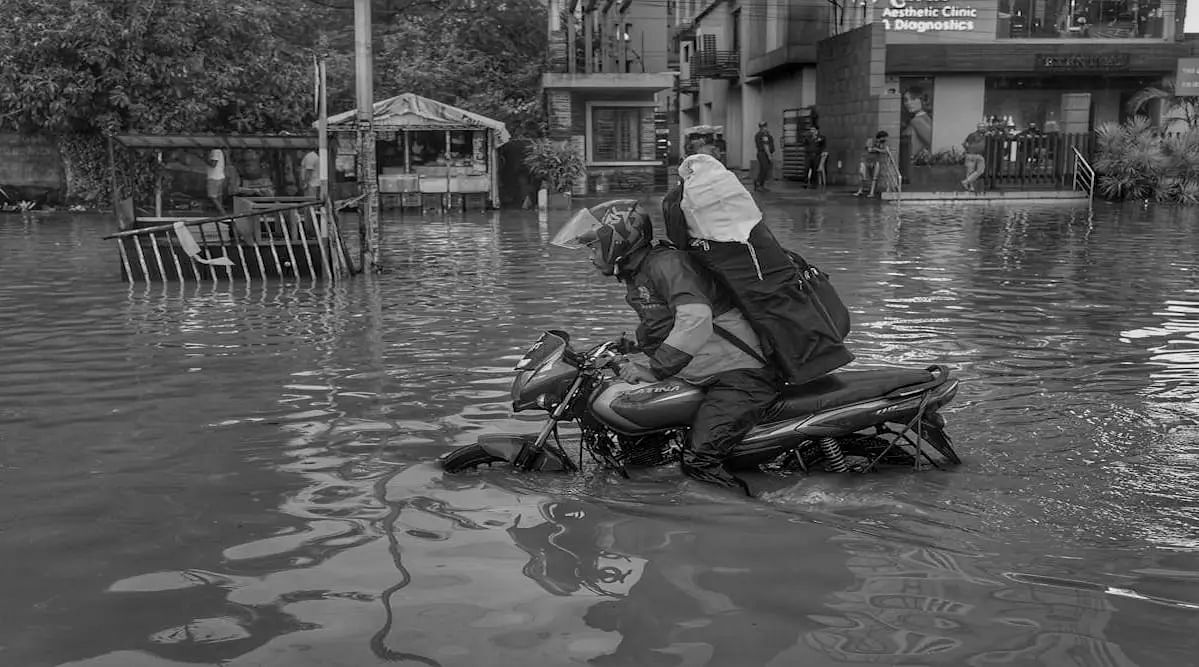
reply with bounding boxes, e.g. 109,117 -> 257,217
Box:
675,76 -> 699,95
669,19 -> 696,43
693,50 -> 740,79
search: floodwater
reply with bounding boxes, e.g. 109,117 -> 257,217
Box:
1,198 -> 1198,667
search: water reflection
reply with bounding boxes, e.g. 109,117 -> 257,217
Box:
4,201 -> 1199,666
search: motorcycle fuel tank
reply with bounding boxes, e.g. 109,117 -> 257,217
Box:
589,378 -> 704,435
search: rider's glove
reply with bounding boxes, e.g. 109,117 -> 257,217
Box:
618,361 -> 658,384
613,333 -> 640,355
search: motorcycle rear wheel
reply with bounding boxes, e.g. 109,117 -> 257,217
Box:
438,444 -> 506,472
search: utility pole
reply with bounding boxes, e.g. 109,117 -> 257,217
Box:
354,0 -> 380,270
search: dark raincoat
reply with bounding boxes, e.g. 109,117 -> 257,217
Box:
662,184 -> 854,386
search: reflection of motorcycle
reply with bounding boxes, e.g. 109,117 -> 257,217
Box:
439,330 -> 960,476
508,501 -> 645,597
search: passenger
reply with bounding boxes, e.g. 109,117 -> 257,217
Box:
661,153 -> 854,387
556,200 -> 780,496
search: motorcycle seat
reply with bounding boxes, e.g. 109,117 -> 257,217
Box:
764,365 -> 948,423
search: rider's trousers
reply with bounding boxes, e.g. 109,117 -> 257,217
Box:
686,367 -> 780,465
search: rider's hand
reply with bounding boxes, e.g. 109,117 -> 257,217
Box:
618,361 -> 657,384
613,333 -> 639,355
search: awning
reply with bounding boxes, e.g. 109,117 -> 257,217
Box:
324,93 -> 510,145
114,134 -> 319,150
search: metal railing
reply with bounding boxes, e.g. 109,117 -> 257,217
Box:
675,76 -> 699,94
102,200 -> 353,283
979,133 -> 1094,191
693,50 -> 740,79
1072,147 -> 1096,200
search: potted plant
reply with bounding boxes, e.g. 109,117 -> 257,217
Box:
524,139 -> 586,209
908,146 -> 966,191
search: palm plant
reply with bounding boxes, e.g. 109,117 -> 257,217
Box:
1093,117 -> 1162,200
1125,81 -> 1199,130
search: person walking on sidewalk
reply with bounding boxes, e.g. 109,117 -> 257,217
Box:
753,121 -> 775,192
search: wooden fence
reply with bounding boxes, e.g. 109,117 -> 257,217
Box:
103,199 -> 355,282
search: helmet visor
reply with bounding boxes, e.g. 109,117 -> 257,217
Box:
549,207 -> 603,249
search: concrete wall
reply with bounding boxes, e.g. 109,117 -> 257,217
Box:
726,86 -> 745,168
816,23 -> 894,183
0,134 -> 63,202
760,69 -> 808,129
931,76 -> 986,153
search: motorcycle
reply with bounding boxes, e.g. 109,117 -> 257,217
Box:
438,330 -> 961,477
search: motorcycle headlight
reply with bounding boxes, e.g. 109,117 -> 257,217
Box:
512,347 -> 569,411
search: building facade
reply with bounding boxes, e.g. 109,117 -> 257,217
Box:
672,0 -> 1194,185
543,0 -> 676,195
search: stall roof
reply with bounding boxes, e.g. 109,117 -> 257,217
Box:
115,134 -> 319,150
325,93 -> 510,145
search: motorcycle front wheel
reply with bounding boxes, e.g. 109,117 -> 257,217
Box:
438,444 -> 506,472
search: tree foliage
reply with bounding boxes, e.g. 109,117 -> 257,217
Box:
1094,117 -> 1199,204
374,0 -> 548,138
0,0 -> 548,204
0,0 -> 318,134
0,0 -> 547,137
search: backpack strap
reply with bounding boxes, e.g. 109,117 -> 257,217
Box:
713,324 -> 770,367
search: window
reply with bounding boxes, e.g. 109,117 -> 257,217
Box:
590,105 -> 655,163
732,9 -> 741,52
998,0 -> 1170,39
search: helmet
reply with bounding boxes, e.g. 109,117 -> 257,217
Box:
550,199 -> 652,277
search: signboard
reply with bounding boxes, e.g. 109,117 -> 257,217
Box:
881,0 -> 979,33
879,0 -> 997,44
1035,54 -> 1131,71
1178,58 -> 1199,96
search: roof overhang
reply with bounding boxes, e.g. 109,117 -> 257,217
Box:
542,72 -> 677,92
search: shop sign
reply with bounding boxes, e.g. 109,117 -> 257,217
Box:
1034,54 -> 1131,71
881,0 -> 979,33
1177,58 -> 1199,96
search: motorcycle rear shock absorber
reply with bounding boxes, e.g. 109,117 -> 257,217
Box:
819,437 -> 849,473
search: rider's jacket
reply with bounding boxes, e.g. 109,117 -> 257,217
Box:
621,245 -> 763,384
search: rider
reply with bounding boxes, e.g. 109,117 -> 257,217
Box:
555,200 -> 780,496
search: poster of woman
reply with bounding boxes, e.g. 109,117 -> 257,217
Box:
899,78 -> 934,172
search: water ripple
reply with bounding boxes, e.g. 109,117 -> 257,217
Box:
4,203 -> 1199,667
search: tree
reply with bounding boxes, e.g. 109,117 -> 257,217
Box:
374,0 -> 547,138
0,0 -> 320,135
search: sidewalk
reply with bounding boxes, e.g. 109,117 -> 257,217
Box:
739,172 -> 1090,203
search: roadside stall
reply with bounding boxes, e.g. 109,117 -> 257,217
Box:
325,93 -> 509,211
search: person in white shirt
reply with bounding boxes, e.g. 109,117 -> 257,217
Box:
300,150 -> 321,199
205,148 -> 227,214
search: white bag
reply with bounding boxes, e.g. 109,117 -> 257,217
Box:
678,154 -> 762,244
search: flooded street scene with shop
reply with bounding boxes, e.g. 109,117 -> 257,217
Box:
2,198 -> 1198,666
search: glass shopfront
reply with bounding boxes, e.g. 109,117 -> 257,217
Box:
982,75 -> 1162,130
998,0 -> 1172,39
879,0 -> 1177,43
